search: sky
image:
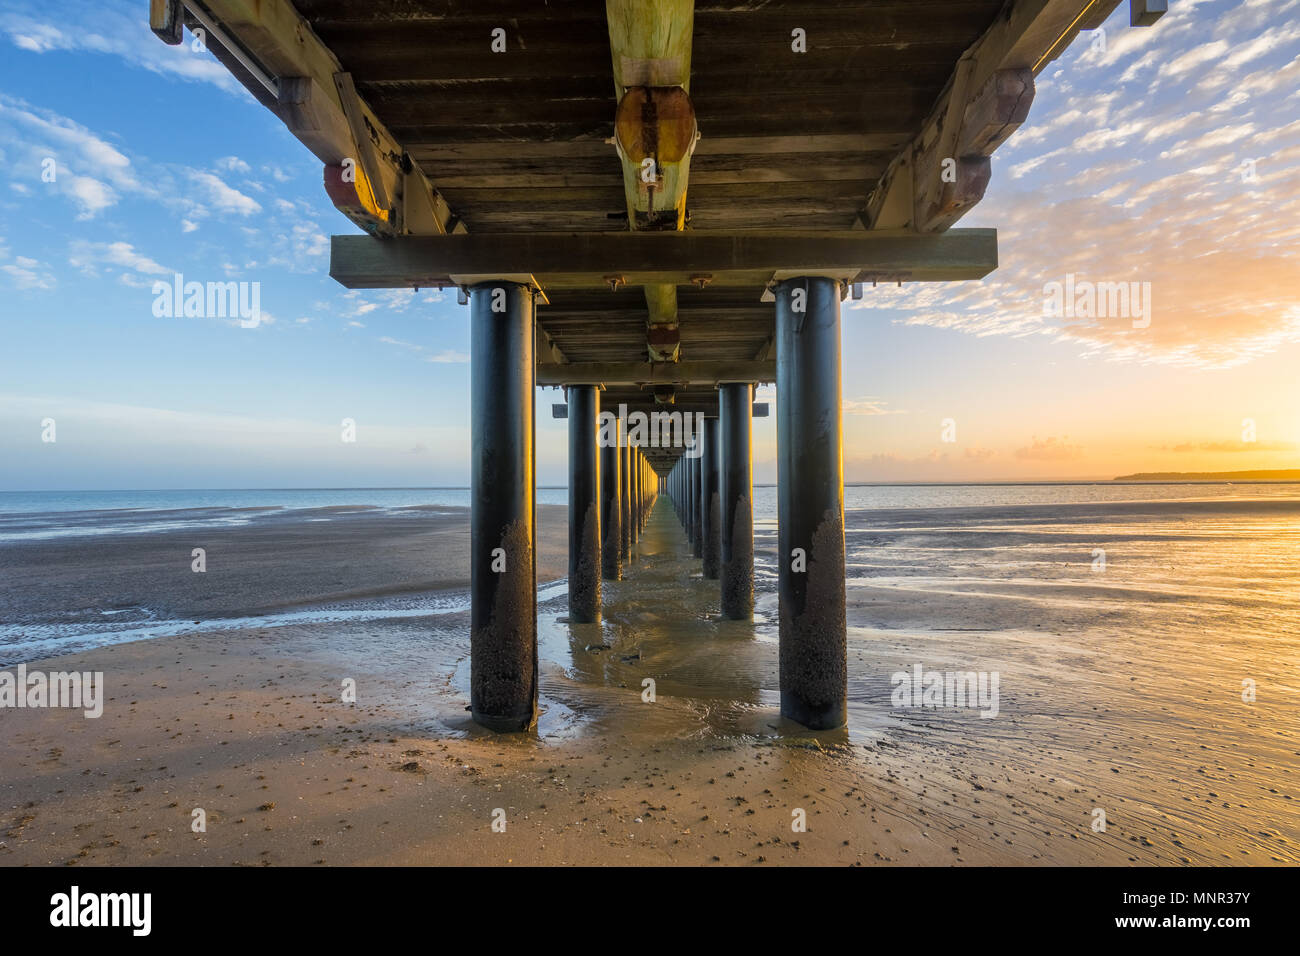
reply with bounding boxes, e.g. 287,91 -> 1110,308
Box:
1,0 -> 1298,490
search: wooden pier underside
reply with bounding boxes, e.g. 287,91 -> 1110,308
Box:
161,0 -> 1122,474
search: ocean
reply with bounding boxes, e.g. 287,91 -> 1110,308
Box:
3,482 -> 1297,542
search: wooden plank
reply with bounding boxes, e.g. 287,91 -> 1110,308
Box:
442,180 -> 869,208
368,87 -> 935,130
418,150 -> 887,183
537,360 -> 776,386
323,45 -> 955,85
422,162 -> 880,191
295,0 -> 1003,25
462,215 -> 628,231
297,8 -> 997,49
330,228 -> 999,290
543,306 -> 769,323
695,134 -> 907,156
395,111 -> 914,142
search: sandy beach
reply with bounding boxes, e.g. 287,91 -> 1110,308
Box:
1,494 -> 1297,866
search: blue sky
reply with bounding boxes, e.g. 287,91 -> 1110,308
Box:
1,0 -> 1299,489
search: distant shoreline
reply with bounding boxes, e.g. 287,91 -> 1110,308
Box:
1110,470 -> 1300,482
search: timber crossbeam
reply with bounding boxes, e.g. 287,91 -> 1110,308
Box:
329,229 -> 998,291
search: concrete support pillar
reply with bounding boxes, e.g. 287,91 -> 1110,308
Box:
701,417 -> 721,579
684,457 -> 689,533
775,276 -> 847,731
682,454 -> 692,553
635,454 -> 643,531
631,449 -> 641,545
567,384 -> 601,623
672,461 -> 679,521
671,462 -> 678,522
620,427 -> 632,562
601,411 -> 622,581
719,383 -> 754,619
469,281 -> 537,732
691,452 -> 702,558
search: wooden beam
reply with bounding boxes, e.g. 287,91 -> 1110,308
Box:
864,0 -> 1121,232
606,0 -> 697,227
329,229 -> 999,290
537,359 -> 775,387
149,0 -> 183,44
537,326 -> 568,366
1130,0 -> 1168,27
332,72 -> 392,212
158,0 -> 459,237
913,67 -> 1034,231
606,0 -> 698,364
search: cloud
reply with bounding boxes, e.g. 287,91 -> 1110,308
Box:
341,288 -> 448,317
379,336 -> 425,352
188,170 -> 261,216
0,94 -> 143,216
64,175 -> 118,218
0,254 -> 55,290
215,156 -> 252,175
0,6 -> 245,96
378,336 -> 466,363
265,222 -> 328,271
426,350 -> 469,364
842,397 -> 903,416
1162,440 -> 1297,453
1015,436 -> 1084,461
69,240 -> 171,277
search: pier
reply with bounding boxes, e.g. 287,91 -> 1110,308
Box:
151,0 -> 1155,731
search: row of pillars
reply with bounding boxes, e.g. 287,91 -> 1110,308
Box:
662,383 -> 755,621
467,276 -> 847,733
569,382 -> 657,619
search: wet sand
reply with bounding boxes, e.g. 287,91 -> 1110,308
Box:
0,499 -> 1296,866
0,505 -> 569,630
